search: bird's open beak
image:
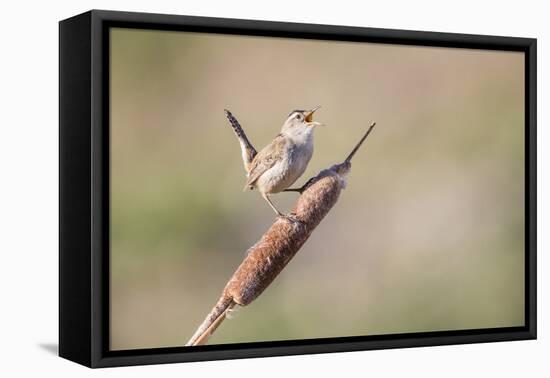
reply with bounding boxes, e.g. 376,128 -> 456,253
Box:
305,105 -> 323,126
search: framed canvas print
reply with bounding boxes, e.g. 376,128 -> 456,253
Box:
59,10 -> 537,368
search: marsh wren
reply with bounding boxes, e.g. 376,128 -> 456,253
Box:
239,106 -> 323,218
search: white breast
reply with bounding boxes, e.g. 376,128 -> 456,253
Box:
258,134 -> 314,193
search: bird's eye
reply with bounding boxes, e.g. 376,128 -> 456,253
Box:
296,113 -> 303,120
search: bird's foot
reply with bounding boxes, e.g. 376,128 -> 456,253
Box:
277,212 -> 303,224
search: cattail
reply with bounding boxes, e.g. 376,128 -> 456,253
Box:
186,123 -> 376,346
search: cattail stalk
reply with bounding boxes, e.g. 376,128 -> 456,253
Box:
186,123 -> 376,346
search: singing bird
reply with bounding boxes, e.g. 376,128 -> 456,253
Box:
225,106 -> 323,219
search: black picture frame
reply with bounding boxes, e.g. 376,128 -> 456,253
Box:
59,9 -> 537,368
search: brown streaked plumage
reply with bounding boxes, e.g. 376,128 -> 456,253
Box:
243,134 -> 286,190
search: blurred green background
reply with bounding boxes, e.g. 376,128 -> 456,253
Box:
109,28 -> 525,350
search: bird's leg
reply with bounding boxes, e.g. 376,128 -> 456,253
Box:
262,193 -> 301,223
261,192 -> 284,217
283,177 -> 318,194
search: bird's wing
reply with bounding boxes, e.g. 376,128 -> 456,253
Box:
244,134 -> 286,190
